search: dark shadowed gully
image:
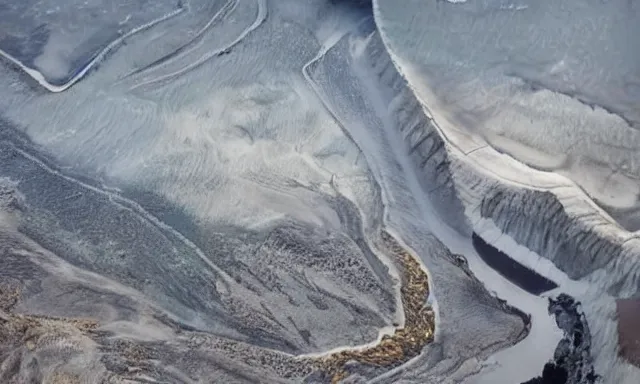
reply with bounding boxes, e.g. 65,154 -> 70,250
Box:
472,233 -> 558,295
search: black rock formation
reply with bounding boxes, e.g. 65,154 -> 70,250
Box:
522,294 -> 598,384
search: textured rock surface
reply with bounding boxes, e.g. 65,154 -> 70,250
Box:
305,19 -> 532,383
522,294 -> 597,384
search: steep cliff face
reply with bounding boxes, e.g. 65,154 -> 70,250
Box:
357,30 -> 469,235
478,187 -> 633,284
366,1 -> 640,300
445,146 -> 640,301
362,22 -> 628,287
361,5 -> 640,381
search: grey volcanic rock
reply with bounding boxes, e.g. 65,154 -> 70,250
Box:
304,18 -> 530,383
0,0 -> 189,88
0,119 -> 397,354
374,0 -> 640,230
371,0 -> 640,293
350,24 -> 469,235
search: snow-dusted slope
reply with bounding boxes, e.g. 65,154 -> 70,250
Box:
305,18 -> 535,383
373,0 -> 640,229
2,0 -> 638,382
373,0 -> 640,382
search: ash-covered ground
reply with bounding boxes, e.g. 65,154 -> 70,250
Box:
0,0 -> 527,382
0,0 -> 636,383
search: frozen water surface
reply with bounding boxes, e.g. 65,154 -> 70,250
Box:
1,0 -> 638,383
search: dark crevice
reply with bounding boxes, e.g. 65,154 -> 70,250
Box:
471,233 -> 558,295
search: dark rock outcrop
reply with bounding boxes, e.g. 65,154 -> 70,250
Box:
522,294 -> 598,384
